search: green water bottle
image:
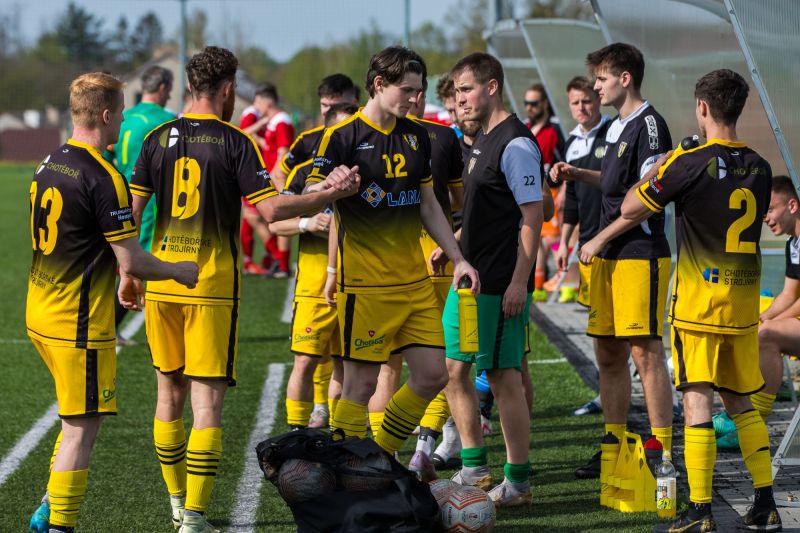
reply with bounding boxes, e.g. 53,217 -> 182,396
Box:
457,276 -> 479,353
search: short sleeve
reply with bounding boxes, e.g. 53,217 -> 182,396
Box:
636,148 -> 692,213
130,137 -> 154,198
239,112 -> 258,130
281,133 -> 309,174
419,128 -> 433,188
235,132 -> 276,205
275,122 -> 295,150
91,169 -> 138,242
308,129 -> 345,184
500,137 -> 544,205
636,114 -> 671,179
786,239 -> 800,280
284,160 -> 314,196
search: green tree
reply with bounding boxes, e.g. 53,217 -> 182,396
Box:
236,46 -> 279,85
187,9 -> 208,51
130,12 -> 164,64
523,0 -> 594,20
54,2 -> 106,67
446,0 -> 490,57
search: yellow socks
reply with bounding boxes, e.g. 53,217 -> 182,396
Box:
154,418 -> 187,497
285,399 -> 313,427
375,384 -> 429,454
313,360 -> 333,406
368,411 -> 385,439
684,426 -> 715,503
48,469 -> 88,528
652,426 -> 673,455
185,427 -> 222,513
604,423 -> 626,442
330,399 -> 367,438
49,431 -> 63,472
420,392 -> 450,433
733,409 -> 773,489
329,397 -> 340,420
751,391 -> 776,421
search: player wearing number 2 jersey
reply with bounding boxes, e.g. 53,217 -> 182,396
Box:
580,69 -> 779,533
130,47 -> 358,533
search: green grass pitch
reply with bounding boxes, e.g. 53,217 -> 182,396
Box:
0,163 -> 655,531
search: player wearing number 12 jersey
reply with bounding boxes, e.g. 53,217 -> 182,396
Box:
130,46 -> 358,533
581,69 -> 779,533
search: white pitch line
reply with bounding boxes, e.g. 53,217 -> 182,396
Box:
0,403 -> 59,486
280,270 -> 296,324
0,313 -> 145,487
229,362 -> 286,533
0,339 -> 30,344
529,358 -> 568,365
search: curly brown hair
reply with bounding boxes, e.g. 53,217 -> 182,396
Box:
186,46 -> 238,98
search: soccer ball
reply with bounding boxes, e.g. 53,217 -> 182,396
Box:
439,485 -> 496,533
337,452 -> 395,491
429,479 -> 461,506
276,458 -> 337,503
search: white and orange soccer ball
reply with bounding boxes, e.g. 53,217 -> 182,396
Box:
439,485 -> 496,533
429,479 -> 461,506
337,452 -> 395,492
276,458 -> 336,503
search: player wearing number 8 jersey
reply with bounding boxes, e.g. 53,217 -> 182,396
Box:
580,69 -> 779,532
130,47 -> 359,533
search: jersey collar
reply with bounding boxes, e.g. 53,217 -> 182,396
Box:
183,113 -> 219,120
569,114 -> 610,140
357,110 -> 395,135
707,138 -> 747,148
67,138 -> 102,154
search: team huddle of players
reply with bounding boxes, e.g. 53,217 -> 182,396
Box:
25,38 -> 792,533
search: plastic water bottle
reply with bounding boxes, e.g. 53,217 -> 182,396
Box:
457,276 -> 479,353
656,451 -> 677,519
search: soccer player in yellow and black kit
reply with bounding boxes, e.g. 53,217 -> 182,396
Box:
313,46 -> 479,456
26,72 -> 198,533
269,102 -> 358,431
270,75 -> 360,428
581,69 -> 780,532
129,47 -> 358,533
552,43 -> 674,478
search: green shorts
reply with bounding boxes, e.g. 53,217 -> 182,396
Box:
442,286 -> 531,372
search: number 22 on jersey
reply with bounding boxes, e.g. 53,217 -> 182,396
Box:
29,181 -> 63,255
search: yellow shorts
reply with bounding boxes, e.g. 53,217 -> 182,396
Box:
587,257 -> 671,339
431,278 -> 451,312
291,300 -> 341,357
32,338 -> 117,418
339,284 -> 444,364
578,261 -> 591,308
146,300 -> 239,385
671,327 -> 763,395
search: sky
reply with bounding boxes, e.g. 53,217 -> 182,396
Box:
1,0 -> 465,62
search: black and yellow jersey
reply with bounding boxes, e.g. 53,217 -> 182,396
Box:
27,139 -> 138,349
308,110 -> 433,293
637,139 -> 771,334
279,125 -> 325,176
413,117 -> 463,278
599,103 -> 672,260
284,158 -> 330,302
785,237 -> 800,280
131,113 -> 276,304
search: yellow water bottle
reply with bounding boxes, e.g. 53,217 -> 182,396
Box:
457,276 -> 479,353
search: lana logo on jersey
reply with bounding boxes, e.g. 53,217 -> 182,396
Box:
361,182 -> 420,208
403,134 -> 419,151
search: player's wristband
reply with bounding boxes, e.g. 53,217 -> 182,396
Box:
326,266 -> 337,275
298,217 -> 310,233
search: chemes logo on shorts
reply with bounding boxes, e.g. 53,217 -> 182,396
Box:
354,331 -> 385,352
361,182 -> 386,207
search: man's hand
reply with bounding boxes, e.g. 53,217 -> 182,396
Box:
324,165 -> 360,191
555,242 -> 569,272
502,280 -> 527,319
324,271 -> 337,307
452,259 -> 480,295
174,261 -> 199,288
579,238 -> 604,265
118,274 -> 144,311
428,247 -> 448,276
550,162 -> 575,184
307,212 -> 332,235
